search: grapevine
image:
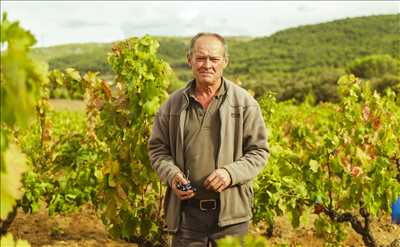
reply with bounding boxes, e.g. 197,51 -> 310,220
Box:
255,75 -> 400,246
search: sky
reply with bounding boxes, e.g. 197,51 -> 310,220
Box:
1,1 -> 399,47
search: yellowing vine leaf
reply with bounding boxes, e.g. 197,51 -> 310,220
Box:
0,233 -> 30,247
0,143 -> 27,219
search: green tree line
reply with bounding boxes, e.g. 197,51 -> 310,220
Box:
32,14 -> 400,102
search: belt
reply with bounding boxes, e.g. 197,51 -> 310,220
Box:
184,198 -> 220,211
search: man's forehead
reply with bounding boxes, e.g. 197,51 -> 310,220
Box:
192,49 -> 224,57
194,36 -> 224,48
192,37 -> 225,55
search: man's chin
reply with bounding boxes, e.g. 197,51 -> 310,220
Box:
197,76 -> 219,85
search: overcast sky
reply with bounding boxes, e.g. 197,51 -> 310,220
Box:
1,1 -> 399,47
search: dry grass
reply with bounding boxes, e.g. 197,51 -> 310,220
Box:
49,99 -> 85,112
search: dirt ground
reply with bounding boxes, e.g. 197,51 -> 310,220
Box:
9,204 -> 137,247
250,213 -> 399,247
7,203 -> 399,247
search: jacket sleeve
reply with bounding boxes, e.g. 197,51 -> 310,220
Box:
223,104 -> 269,186
148,110 -> 182,187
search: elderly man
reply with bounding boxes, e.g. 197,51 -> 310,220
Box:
148,32 -> 269,246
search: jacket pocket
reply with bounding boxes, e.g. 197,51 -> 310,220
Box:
231,113 -> 241,118
230,106 -> 243,119
219,182 -> 254,225
245,183 -> 254,210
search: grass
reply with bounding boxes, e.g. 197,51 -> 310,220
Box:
49,99 -> 85,112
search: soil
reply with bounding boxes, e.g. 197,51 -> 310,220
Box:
250,213 -> 399,247
7,204 -> 399,247
8,204 -> 137,247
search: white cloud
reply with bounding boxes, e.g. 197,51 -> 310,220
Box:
1,1 -> 398,47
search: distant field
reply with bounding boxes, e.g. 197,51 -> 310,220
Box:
49,99 -> 85,112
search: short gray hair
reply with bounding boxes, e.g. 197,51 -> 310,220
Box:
187,32 -> 229,58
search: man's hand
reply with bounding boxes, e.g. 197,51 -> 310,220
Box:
204,168 -> 231,192
171,172 -> 195,200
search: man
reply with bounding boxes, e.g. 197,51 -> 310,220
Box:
148,32 -> 269,246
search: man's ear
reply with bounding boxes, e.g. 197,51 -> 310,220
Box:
187,54 -> 192,68
223,56 -> 229,68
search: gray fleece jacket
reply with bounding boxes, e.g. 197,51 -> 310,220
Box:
148,78 -> 269,232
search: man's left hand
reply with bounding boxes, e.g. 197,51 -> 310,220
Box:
204,168 -> 231,192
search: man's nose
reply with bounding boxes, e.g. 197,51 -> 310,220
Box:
203,58 -> 212,68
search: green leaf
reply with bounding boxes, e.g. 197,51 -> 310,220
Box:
0,233 -> 31,247
309,160 -> 319,173
1,143 -> 27,220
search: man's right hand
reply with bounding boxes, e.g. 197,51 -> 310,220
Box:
171,172 -> 195,200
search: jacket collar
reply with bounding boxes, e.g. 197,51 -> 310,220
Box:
180,77 -> 234,112
183,77 -> 230,98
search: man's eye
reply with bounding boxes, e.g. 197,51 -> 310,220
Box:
195,57 -> 221,62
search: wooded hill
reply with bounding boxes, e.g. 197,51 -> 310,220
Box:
32,14 -> 400,102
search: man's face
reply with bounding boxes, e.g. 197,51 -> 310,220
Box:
188,36 -> 228,86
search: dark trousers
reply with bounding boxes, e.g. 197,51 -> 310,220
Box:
171,205 -> 248,247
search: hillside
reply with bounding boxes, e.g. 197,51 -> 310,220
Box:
226,14 -> 399,100
32,14 -> 400,102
